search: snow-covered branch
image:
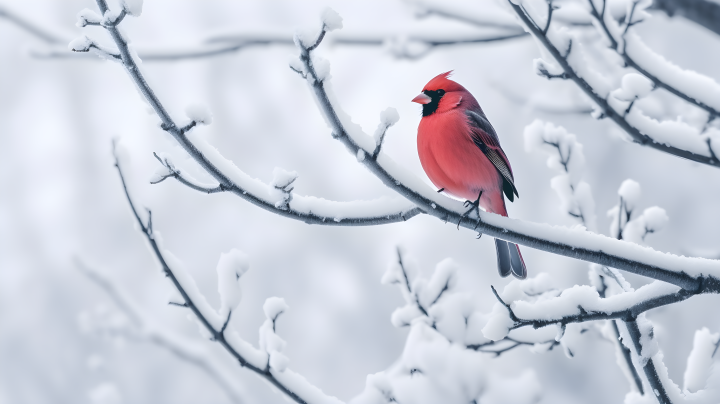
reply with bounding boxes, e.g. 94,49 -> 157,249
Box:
485,281 -> 696,337
386,248 -> 558,356
508,0 -> 720,169
72,0 -> 421,227
111,143 -> 343,404
291,11 -> 720,291
76,260 -> 246,404
587,0 -> 720,120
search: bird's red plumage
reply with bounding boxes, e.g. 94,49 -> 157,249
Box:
414,72 -> 527,279
417,73 -> 510,216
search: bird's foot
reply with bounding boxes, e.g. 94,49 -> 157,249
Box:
457,191 -> 482,229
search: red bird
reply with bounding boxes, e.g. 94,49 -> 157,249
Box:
413,72 -> 526,279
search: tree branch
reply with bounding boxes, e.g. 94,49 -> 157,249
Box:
292,20 -> 720,291
508,1 -> 720,168
492,281 -> 699,332
625,320 -> 671,404
111,142 -> 342,404
651,0 -> 720,37
76,260 -> 246,404
587,0 -> 720,119
75,1 -> 421,227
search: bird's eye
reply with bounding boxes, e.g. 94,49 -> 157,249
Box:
437,89 -> 445,96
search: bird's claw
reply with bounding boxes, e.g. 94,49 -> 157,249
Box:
457,191 -> 482,230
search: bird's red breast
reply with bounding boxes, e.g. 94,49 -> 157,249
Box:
414,72 -> 513,216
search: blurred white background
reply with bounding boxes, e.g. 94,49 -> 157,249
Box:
1,0 -> 720,403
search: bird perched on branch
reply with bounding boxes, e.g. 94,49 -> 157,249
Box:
412,71 -> 526,279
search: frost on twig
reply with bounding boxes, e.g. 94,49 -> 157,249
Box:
111,142 -> 342,404
607,179 -> 668,244
76,260 -> 246,404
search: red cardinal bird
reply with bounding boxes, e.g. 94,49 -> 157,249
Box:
413,71 -> 526,279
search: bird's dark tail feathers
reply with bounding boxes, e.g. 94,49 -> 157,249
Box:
495,239 -> 527,279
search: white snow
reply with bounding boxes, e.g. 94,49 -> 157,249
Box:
184,103 -> 213,125
121,0 -> 143,16
76,9 -> 102,28
216,249 -> 250,316
683,328 -> 720,393
270,167 -> 298,190
68,35 -> 93,52
321,8 -> 343,31
263,296 -> 288,321
618,179 -> 641,212
611,73 -> 654,102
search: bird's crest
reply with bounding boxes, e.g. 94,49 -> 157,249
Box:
422,71 -> 466,93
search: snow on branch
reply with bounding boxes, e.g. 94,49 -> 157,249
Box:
587,0 -> 720,120
290,9 -> 720,291
76,260 -> 246,404
483,281 -> 697,340
111,142 -> 343,404
508,0 -> 720,169
353,250 -> 549,403
72,0 -> 420,227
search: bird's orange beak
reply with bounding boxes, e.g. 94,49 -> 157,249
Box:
412,93 -> 432,104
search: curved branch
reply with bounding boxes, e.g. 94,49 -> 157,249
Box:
588,0 -> 720,119
78,1 -> 421,227
651,0 -> 720,37
293,23 -> 720,290
508,1 -> 720,168
112,142 -> 340,404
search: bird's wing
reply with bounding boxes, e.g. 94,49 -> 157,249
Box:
465,110 -> 519,201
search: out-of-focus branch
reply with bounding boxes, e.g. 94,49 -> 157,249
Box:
293,18 -> 720,291
393,249 -> 558,356
71,1 -> 421,227
0,4 -> 65,44
588,0 -> 720,119
509,1 -> 720,168
77,260 -> 246,404
651,0 -> 720,37
112,142 -> 342,404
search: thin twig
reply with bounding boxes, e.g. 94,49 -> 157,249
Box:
625,320 -> 671,404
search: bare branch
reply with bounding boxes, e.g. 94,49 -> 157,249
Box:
293,21 -> 720,291
509,1 -> 720,168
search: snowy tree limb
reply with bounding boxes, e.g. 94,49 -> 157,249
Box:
293,19 -> 720,291
73,0 -> 421,227
392,249 -> 559,356
625,320 -> 671,404
508,1 -> 720,168
112,142 -> 342,404
588,0 -> 720,119
651,0 -> 720,37
76,260 -> 246,404
490,282 -> 698,331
